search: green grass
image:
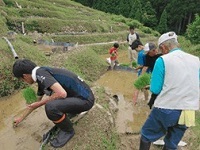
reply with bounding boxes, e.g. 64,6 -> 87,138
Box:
62,48 -> 108,82
101,130 -> 119,150
50,32 -> 127,45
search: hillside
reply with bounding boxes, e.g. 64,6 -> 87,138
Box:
0,0 -> 128,34
0,0 -> 161,96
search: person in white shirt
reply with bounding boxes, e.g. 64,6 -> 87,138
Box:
127,26 -> 140,63
139,31 -> 200,150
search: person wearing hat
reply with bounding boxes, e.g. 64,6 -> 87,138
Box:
132,42 -> 162,105
12,59 -> 95,148
139,32 -> 199,150
142,42 -> 162,74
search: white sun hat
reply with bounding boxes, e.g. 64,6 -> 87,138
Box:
158,31 -> 178,46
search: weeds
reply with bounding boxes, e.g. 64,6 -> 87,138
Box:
101,130 -> 119,150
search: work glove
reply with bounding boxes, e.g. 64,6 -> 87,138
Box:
147,93 -> 158,109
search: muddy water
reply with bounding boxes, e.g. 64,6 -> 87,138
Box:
0,91 -> 53,150
95,70 -> 150,134
97,50 -> 150,134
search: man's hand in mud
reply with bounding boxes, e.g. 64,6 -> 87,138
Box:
13,117 -> 23,127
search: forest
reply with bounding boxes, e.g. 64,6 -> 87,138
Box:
74,0 -> 200,36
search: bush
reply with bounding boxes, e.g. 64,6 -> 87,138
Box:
126,20 -> 142,29
186,14 -> 200,44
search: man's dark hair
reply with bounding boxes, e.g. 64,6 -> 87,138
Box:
129,26 -> 135,30
13,59 -> 37,78
131,39 -> 143,50
113,43 -> 119,48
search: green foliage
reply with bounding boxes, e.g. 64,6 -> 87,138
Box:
2,0 -> 15,6
134,73 -> 151,90
157,9 -> 168,34
22,87 -> 37,104
0,66 -> 26,97
75,0 -> 200,34
132,61 -> 137,68
51,32 -> 127,45
134,0 -> 143,22
101,131 -> 119,150
178,36 -> 200,56
126,20 -> 142,29
186,14 -> 200,44
141,26 -> 152,34
111,15 -> 126,23
0,15 -> 8,35
142,1 -> 158,28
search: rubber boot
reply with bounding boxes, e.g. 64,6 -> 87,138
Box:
162,145 -> 174,150
50,115 -> 75,148
139,138 -> 151,150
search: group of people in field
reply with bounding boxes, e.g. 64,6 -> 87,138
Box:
12,25 -> 199,150
108,26 -> 199,150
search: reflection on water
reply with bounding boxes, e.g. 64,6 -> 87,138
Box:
95,70 -> 137,100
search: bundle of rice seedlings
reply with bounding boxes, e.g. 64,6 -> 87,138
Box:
22,87 -> 37,104
119,63 -> 130,67
133,73 -> 151,90
132,61 -> 137,68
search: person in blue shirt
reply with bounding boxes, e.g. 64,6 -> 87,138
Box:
131,40 -> 148,105
139,32 -> 200,150
131,39 -> 146,76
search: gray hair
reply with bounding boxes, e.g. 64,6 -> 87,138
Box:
162,38 -> 179,48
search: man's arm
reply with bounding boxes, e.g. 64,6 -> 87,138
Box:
141,66 -> 148,74
13,96 -> 43,127
147,58 -> 165,109
150,57 -> 165,94
30,82 -> 67,108
13,82 -> 67,127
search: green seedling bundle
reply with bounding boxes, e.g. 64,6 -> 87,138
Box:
134,73 -> 151,90
22,87 -> 37,104
132,61 -> 137,68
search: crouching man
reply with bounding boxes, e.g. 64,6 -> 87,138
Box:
12,59 -> 95,148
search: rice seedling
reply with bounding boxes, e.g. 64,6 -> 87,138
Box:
133,73 -> 151,90
22,87 -> 37,104
132,61 -> 137,68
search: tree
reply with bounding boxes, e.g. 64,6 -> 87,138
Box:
133,0 -> 143,22
142,1 -> 158,28
119,0 -> 132,18
157,9 -> 168,34
186,14 -> 200,44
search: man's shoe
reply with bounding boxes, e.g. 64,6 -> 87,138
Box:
50,129 -> 75,148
